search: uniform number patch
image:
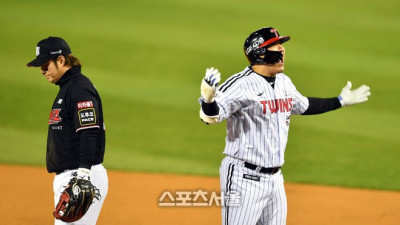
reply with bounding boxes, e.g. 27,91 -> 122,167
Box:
243,174 -> 260,182
78,108 -> 96,126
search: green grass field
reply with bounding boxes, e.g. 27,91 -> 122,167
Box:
0,0 -> 399,190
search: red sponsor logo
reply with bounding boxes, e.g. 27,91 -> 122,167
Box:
49,108 -> 62,125
260,98 -> 292,114
77,101 -> 93,109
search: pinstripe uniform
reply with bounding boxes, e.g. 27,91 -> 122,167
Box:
200,26 -> 368,225
216,66 -> 309,225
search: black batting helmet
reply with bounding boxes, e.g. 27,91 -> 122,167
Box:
244,27 -> 290,65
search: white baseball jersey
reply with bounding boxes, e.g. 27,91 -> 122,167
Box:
215,66 -> 309,168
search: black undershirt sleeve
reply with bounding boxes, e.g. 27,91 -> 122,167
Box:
201,97 -> 340,116
201,101 -> 220,116
302,97 -> 342,115
78,129 -> 99,169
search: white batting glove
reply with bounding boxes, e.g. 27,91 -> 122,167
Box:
201,67 -> 221,103
338,81 -> 371,107
76,168 -> 92,181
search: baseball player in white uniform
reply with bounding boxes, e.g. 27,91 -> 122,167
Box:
198,27 -> 371,225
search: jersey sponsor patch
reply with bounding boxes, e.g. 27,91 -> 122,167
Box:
49,108 -> 62,125
77,101 -> 93,110
243,174 -> 260,182
78,108 -> 96,126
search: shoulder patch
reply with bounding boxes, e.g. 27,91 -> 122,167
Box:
78,108 -> 96,126
77,101 -> 93,110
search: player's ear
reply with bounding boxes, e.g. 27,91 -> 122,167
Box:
57,55 -> 66,66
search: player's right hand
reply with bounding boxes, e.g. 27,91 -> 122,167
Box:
201,67 -> 221,103
339,81 -> 371,107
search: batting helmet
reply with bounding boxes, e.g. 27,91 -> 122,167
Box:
244,27 -> 290,65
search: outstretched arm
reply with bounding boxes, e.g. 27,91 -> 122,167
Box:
302,97 -> 341,115
302,81 -> 371,115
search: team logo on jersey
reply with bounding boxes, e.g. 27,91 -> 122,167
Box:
77,101 -> 93,109
78,108 -> 96,126
49,108 -> 62,125
260,98 -> 293,114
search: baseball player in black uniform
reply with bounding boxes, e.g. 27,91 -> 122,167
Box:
199,27 -> 371,225
27,37 -> 108,225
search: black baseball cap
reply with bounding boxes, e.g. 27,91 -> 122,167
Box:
26,36 -> 72,67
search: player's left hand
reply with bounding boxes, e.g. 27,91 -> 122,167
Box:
339,81 -> 371,107
201,67 -> 221,103
53,168 -> 101,222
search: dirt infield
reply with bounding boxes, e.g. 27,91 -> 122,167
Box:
1,164 -> 399,225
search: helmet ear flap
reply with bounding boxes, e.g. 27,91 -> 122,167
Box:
253,47 -> 266,56
249,47 -> 267,65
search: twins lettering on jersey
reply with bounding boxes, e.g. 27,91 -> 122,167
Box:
260,98 -> 292,114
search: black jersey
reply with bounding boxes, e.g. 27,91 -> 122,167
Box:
47,66 -> 105,173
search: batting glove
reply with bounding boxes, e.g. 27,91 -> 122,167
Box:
73,168 -> 92,180
201,67 -> 221,103
338,81 -> 371,107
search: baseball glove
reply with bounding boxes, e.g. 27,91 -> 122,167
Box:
53,177 -> 101,222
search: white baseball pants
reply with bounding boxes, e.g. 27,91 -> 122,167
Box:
53,164 -> 108,225
220,156 -> 287,225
